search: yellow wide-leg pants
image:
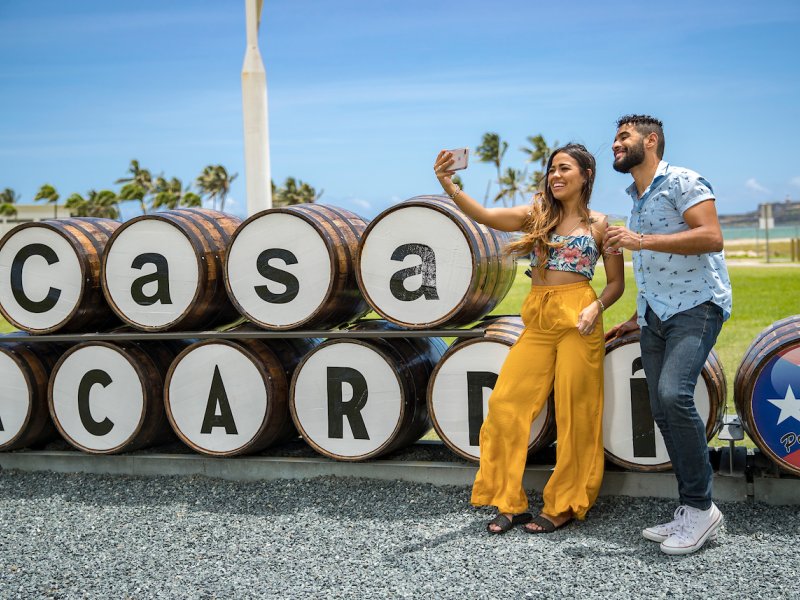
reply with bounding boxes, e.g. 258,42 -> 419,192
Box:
471,280 -> 605,519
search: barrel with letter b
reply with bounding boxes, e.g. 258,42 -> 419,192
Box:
427,316 -> 555,462
102,208 -> 242,331
0,218 -> 121,333
225,204 -> 370,329
356,196 -> 517,328
603,332 -> 726,471
734,315 -> 800,476
165,335 -> 318,456
290,320 -> 447,461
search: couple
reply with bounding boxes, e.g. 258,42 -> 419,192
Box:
433,114 -> 732,556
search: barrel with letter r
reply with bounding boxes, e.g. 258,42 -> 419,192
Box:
290,320 -> 447,461
0,218 -> 121,333
356,195 -> 517,328
734,315 -> 800,476
225,204 -> 371,330
427,316 -> 555,462
603,332 -> 726,471
165,334 -> 318,456
101,208 -> 242,331
48,340 -> 187,454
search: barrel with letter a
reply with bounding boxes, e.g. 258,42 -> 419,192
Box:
356,195 -> 517,328
102,208 -> 242,331
603,332 -> 726,471
734,315 -> 800,476
225,204 -> 370,329
290,320 -> 447,461
427,316 -> 555,462
0,218 -> 121,333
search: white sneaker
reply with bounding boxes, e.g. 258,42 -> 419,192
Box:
659,503 -> 723,555
642,505 -> 719,543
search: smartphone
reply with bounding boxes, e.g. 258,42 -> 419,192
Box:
447,147 -> 469,171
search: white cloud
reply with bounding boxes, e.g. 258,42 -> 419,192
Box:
745,178 -> 771,194
790,177 -> 800,188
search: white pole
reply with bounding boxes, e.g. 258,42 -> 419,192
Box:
242,0 -> 272,215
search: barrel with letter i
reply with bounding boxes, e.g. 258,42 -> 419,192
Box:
165,334 -> 318,456
225,204 -> 371,329
427,316 -> 556,462
356,195 -> 517,328
0,218 -> 121,333
290,320 -> 447,461
48,340 -> 187,454
101,208 -> 242,331
602,332 -> 726,471
734,315 -> 800,476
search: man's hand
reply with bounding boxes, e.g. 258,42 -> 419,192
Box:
605,316 -> 640,341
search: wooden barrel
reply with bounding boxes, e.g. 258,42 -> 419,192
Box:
427,316 -> 556,462
102,208 -> 242,331
165,334 -> 318,456
356,195 -> 517,328
603,332 -> 726,471
0,337 -> 67,450
225,204 -> 371,329
290,320 -> 447,461
48,340 -> 188,454
0,218 -> 121,333
734,315 -> 800,476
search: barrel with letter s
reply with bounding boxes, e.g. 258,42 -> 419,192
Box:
225,204 -> 370,329
734,315 -> 800,476
603,332 -> 726,471
102,208 -> 242,331
427,316 -> 555,462
356,195 -> 517,328
165,334 -> 318,456
0,218 -> 121,333
290,320 -> 447,461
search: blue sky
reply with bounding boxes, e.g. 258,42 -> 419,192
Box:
1,0 -> 799,220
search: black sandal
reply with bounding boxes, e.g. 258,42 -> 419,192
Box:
523,514 -> 574,534
486,512 -> 533,534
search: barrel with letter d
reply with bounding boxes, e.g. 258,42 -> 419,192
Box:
427,316 -> 555,462
225,204 -> 371,329
165,335 -> 318,456
290,320 -> 447,461
0,338 -> 66,451
734,315 -> 800,476
356,195 -> 517,328
48,340 -> 187,454
0,218 -> 121,333
102,208 -> 242,331
603,332 -> 726,471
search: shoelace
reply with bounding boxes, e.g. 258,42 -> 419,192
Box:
670,506 -> 700,543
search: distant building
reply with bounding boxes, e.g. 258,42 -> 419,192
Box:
0,204 -> 72,238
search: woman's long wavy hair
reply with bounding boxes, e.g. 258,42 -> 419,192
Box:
506,143 -> 596,276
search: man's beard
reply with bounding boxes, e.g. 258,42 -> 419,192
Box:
613,140 -> 645,173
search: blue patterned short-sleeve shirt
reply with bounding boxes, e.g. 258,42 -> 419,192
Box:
627,161 -> 732,327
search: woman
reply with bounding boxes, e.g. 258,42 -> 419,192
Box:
433,143 -> 624,534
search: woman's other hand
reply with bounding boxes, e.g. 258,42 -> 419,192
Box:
576,300 -> 601,336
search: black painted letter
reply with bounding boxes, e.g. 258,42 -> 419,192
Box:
78,369 -> 114,436
466,371 -> 497,446
130,253 -> 172,306
10,243 -> 62,313
389,244 -> 439,301
630,357 -> 656,457
254,248 -> 300,304
327,367 -> 369,439
200,366 -> 238,434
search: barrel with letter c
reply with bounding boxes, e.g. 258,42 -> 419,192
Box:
356,195 -> 517,328
427,316 -> 556,462
0,218 -> 121,333
734,315 -> 800,476
225,204 -> 371,329
290,320 -> 447,461
101,208 -> 242,331
603,332 -> 726,471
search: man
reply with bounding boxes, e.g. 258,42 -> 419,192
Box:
605,114 -> 732,556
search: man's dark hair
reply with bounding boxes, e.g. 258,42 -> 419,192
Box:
616,114 -> 665,159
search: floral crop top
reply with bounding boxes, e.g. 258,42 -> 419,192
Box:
529,233 -> 600,280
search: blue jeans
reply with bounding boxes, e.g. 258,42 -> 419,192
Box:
640,301 -> 724,510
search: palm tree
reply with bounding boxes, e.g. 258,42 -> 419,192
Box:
116,159 -> 154,215
65,190 -> 120,219
273,177 -> 322,207
151,176 -> 202,211
196,165 -> 238,212
476,133 -> 508,205
521,134 -> 558,192
0,188 -> 19,217
34,184 -> 60,218
493,168 -> 525,207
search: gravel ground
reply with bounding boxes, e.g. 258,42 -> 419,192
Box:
1,470 -> 798,599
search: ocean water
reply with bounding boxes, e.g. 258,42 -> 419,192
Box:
722,224 -> 800,240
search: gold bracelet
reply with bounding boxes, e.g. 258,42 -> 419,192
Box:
448,184 -> 461,200
596,298 -> 605,312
